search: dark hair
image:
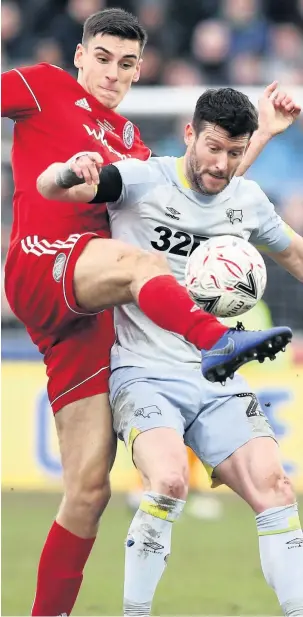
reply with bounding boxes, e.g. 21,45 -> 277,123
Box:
193,88 -> 258,137
82,8 -> 147,53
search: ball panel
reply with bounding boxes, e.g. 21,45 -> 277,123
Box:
185,235 -> 267,318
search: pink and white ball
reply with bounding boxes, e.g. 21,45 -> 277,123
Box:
185,235 -> 267,318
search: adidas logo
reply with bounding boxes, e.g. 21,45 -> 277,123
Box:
75,98 -> 92,111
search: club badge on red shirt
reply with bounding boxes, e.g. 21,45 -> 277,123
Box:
123,120 -> 135,149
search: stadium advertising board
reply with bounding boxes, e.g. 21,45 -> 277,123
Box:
2,360 -> 303,492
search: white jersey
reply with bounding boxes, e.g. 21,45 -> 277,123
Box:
108,156 -> 292,370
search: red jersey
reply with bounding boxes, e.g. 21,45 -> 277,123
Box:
1,63 -> 150,247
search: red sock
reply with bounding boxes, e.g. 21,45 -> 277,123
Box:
31,521 -> 95,616
138,275 -> 227,350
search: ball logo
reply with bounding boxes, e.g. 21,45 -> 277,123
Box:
123,121 -> 134,149
52,253 -> 66,282
235,270 -> 257,299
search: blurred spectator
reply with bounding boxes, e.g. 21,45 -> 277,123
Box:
168,0 -> 221,55
228,52 -> 264,85
139,46 -> 162,85
49,0 -> 106,69
270,23 -> 303,63
2,0 -> 303,87
222,0 -> 269,56
161,59 -> 204,86
1,1 -> 34,66
135,0 -> 168,30
264,23 -> 303,84
191,19 -> 230,84
135,1 -> 178,59
33,38 -> 64,67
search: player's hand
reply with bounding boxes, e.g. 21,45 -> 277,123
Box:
258,82 -> 301,138
69,152 -> 104,185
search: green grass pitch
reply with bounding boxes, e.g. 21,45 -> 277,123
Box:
2,492 -> 302,616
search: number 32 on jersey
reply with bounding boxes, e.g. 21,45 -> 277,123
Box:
151,225 -> 208,257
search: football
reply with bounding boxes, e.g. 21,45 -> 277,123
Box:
185,235 -> 267,318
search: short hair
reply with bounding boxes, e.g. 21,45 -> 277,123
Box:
193,88 -> 258,137
82,8 -> 148,53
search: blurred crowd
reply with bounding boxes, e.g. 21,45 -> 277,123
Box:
2,0 -> 303,85
1,0 -> 303,330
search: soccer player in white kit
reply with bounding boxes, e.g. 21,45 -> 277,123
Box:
38,88 -> 303,616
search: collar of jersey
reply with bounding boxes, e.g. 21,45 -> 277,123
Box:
175,156 -> 237,204
176,157 -> 191,188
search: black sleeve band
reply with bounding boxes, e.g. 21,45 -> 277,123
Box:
89,164 -> 123,203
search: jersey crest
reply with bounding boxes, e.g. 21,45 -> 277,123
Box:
123,121 -> 135,149
226,208 -> 243,224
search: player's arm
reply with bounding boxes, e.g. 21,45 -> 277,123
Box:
235,82 -> 301,177
36,153 -> 123,203
267,233 -> 303,282
250,185 -> 303,282
38,153 -> 160,206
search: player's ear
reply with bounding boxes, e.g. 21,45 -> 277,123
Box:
74,44 -> 84,69
132,59 -> 142,83
184,123 -> 194,147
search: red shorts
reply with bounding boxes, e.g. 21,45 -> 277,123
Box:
5,233 -> 115,414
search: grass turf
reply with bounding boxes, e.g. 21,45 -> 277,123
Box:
3,492 -> 302,616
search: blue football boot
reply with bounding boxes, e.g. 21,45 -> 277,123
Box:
202,322 -> 292,383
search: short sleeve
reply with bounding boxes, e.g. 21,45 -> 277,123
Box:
109,158 -> 163,209
249,188 -> 293,253
1,63 -> 62,120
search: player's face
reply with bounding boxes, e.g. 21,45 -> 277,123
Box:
75,34 -> 142,109
184,122 -> 250,195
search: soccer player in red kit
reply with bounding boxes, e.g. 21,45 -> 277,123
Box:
1,6 -> 298,616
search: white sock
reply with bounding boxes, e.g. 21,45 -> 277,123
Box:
123,491 -> 185,616
256,503 -> 303,616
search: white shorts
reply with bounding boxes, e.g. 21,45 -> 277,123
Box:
109,366 -> 276,481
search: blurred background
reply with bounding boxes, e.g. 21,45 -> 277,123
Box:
1,0 -> 303,615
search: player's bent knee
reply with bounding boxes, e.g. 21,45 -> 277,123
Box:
134,251 -> 170,276
252,472 -> 296,513
151,471 -> 188,500
267,472 -> 295,506
280,475 -> 297,506
133,428 -> 188,499
130,251 -> 171,297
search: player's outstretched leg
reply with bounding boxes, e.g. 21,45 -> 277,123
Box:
73,240 -> 293,384
216,438 -> 303,616
123,429 -> 187,617
201,321 -> 293,383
